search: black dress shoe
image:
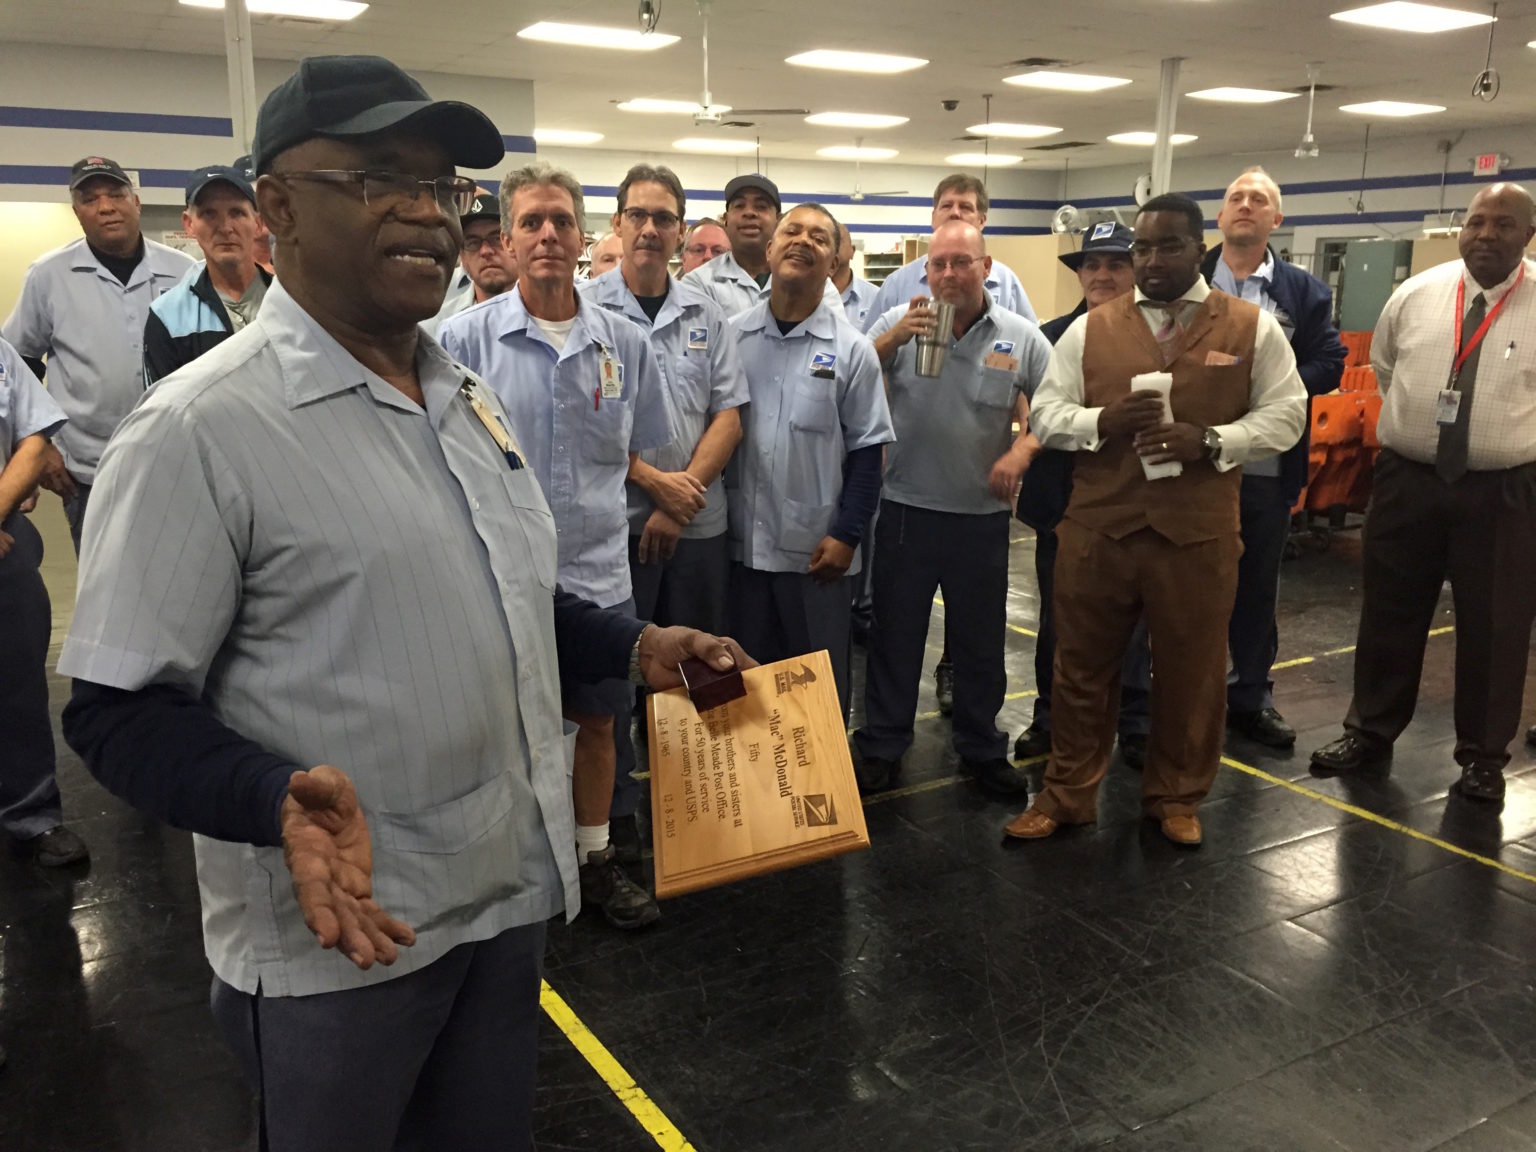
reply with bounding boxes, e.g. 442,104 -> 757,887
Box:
855,755 -> 900,794
609,813 -> 643,865
1014,725 -> 1051,761
1310,734 -> 1391,775
1527,726 -> 1536,750
1228,707 -> 1297,749
1452,762 -> 1506,802
961,757 -> 1031,796
1119,732 -> 1148,770
25,826 -> 89,867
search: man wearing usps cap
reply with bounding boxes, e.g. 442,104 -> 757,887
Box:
1012,221 -> 1152,770
423,185 -> 516,337
2,155 -> 194,552
143,164 -> 272,386
58,55 -> 748,1150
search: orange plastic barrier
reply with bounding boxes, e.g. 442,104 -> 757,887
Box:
1298,391 -> 1381,514
1339,330 -> 1373,368
1339,365 -> 1378,392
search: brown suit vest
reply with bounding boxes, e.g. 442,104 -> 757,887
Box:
1066,289 -> 1260,545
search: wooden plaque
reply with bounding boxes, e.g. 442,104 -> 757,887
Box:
648,650 -> 870,899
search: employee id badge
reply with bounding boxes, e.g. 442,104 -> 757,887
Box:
598,348 -> 624,399
1435,389 -> 1462,427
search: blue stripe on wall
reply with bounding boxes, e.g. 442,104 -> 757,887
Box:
0,105 -> 233,137
0,164 -> 194,188
1070,166 -> 1536,209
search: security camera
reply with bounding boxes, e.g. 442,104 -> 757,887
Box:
941,99 -> 959,112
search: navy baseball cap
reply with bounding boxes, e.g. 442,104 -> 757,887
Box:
1060,222 -> 1135,270
461,187 -> 499,226
723,173 -> 780,212
185,164 -> 257,207
233,154 -> 256,179
69,156 -> 132,191
251,55 -> 504,174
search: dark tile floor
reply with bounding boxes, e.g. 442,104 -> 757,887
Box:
4,528 -> 1536,1151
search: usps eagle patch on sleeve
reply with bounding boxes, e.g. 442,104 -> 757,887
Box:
687,327 -> 709,350
1090,221 -> 1116,241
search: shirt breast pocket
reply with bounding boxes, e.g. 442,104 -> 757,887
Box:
789,379 -> 839,434
584,401 -> 633,466
971,368 -> 1017,409
786,379 -> 842,505
669,356 -> 710,415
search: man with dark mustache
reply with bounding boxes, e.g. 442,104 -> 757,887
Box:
1312,183 -> 1536,805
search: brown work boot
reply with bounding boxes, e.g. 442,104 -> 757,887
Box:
1003,807 -> 1059,840
580,845 -> 660,929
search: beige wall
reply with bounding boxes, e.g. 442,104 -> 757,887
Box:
0,203 -> 83,324
988,233 -> 1081,324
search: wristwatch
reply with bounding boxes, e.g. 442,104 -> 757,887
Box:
1200,427 -> 1223,462
628,624 -> 655,685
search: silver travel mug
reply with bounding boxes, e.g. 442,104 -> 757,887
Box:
914,297 -> 955,378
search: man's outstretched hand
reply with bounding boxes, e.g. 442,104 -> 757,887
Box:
281,765 -> 416,970
637,625 -> 757,691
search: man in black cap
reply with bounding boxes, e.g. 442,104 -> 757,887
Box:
143,164 -> 272,386
1013,222 -> 1151,767
686,173 -> 844,317
423,185 -> 516,337
1,155 -> 193,554
59,54 -> 748,1151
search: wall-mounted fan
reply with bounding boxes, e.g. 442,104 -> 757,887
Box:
1051,204 -> 1123,234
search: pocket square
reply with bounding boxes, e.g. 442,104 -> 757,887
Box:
1205,351 -> 1242,367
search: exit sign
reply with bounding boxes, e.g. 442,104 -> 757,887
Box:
1473,152 -> 1506,177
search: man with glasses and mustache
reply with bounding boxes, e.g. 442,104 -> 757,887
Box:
1006,193 -> 1305,848
59,56 -> 746,1149
852,221 -> 1050,797
580,162 -> 749,862
423,186 -> 516,337
441,160 -> 675,931
681,218 -> 730,276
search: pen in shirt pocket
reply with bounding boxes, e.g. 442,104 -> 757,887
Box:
1507,341 -> 1515,360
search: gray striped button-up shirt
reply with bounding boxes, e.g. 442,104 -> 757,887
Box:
58,280 -> 578,998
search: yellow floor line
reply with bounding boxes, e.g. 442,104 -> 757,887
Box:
540,981 -> 698,1151
1271,625 -> 1455,671
1221,755 -> 1536,887
932,594 -> 1038,638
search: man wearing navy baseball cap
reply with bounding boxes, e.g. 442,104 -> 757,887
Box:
143,164 -> 271,386
62,54 -> 751,1152
423,185 -> 516,337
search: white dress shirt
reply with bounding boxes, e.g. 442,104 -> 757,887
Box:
1030,277 -> 1306,469
1373,257 -> 1536,471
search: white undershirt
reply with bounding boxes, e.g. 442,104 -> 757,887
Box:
531,314 -> 576,352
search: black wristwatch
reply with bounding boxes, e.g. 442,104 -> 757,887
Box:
1200,427 -> 1223,462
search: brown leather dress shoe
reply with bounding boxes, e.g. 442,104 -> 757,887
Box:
1004,807 -> 1059,840
1160,814 -> 1203,847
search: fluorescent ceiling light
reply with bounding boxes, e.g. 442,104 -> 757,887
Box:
179,0 -> 366,16
1187,87 -> 1299,103
1003,71 -> 1130,92
1330,2 -> 1494,32
1107,131 -> 1198,145
534,128 -> 604,146
966,121 -> 1063,139
805,112 -> 909,129
1339,99 -> 1445,116
945,152 -> 1022,166
617,98 -> 728,114
785,49 -> 928,74
517,21 -> 680,50
672,137 -> 757,154
817,145 -> 899,160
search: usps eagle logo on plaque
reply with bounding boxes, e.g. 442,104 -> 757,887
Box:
1090,221 -> 1116,241
774,664 -> 818,695
802,794 -> 838,827
687,327 -> 709,351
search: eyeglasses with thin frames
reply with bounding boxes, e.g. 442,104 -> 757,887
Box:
273,169 -> 479,216
1128,238 -> 1194,258
620,207 -> 682,231
927,256 -> 978,274
461,235 -> 505,255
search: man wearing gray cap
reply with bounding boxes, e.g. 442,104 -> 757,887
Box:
58,54 -> 748,1150
687,172 -> 844,317
143,164 -> 271,386
2,155 -> 194,551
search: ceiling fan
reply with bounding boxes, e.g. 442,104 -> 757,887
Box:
690,0 -> 807,128
846,138 -> 907,201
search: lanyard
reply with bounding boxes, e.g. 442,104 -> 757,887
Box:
1451,263 -> 1524,387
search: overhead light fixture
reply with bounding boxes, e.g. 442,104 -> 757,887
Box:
804,112 -> 910,129
1187,87 -> 1300,103
1003,71 -> 1131,92
785,49 -> 928,74
1339,99 -> 1445,115
966,121 -> 1063,139
517,21 -> 680,50
1421,211 -> 1463,235
178,0 -> 366,16
817,145 -> 899,160
672,137 -> 757,154
534,128 -> 604,146
945,152 -> 1022,166
1107,131 -> 1199,145
1330,2 -> 1494,32
617,98 -> 727,115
